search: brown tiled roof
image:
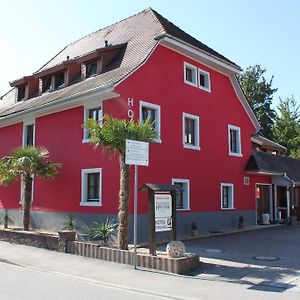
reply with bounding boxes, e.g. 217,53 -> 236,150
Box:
151,9 -> 239,68
0,8 -> 239,119
246,151 -> 300,183
251,133 -> 286,152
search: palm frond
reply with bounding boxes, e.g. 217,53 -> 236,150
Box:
84,115 -> 156,156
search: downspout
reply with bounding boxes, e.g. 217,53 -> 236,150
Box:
283,173 -> 295,219
283,173 -> 295,188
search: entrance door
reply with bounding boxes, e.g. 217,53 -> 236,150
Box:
276,186 -> 289,220
256,184 -> 271,224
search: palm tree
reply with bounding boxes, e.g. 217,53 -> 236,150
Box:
85,115 -> 156,249
0,146 -> 61,231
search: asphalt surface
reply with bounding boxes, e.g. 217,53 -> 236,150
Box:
0,225 -> 299,299
180,224 -> 300,292
183,225 -> 300,269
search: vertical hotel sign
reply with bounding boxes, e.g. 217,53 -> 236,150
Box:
154,194 -> 172,232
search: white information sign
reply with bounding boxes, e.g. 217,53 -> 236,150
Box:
155,217 -> 172,232
125,139 -> 149,166
154,194 -> 172,232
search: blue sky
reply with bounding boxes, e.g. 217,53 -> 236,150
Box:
0,0 -> 299,109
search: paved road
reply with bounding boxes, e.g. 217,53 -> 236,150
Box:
180,224 -> 300,292
183,225 -> 300,269
0,225 -> 299,299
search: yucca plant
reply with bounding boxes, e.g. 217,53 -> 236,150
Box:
0,209 -> 14,229
88,219 -> 118,244
0,146 -> 61,231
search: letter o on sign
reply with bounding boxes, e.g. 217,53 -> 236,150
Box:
128,110 -> 134,119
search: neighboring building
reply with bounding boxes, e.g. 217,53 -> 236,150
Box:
251,133 -> 286,155
246,151 -> 300,223
0,8 -> 298,241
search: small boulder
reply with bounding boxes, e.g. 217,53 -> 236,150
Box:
166,241 -> 186,258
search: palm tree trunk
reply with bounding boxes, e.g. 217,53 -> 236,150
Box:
117,153 -> 130,250
23,175 -> 32,231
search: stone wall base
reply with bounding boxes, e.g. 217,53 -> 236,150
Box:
0,228 -> 75,252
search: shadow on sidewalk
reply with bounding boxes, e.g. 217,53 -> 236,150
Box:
186,261 -> 299,293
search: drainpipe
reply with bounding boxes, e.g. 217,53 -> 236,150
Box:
286,188 -> 291,219
283,173 -> 295,187
283,173 -> 295,219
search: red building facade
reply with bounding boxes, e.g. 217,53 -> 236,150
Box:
0,9 -> 277,240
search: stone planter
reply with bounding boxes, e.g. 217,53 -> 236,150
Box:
191,229 -> 198,237
261,213 -> 270,225
68,241 -> 200,274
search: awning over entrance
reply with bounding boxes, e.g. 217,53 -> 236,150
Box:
246,151 -> 300,187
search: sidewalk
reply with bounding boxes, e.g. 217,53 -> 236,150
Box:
0,240 -> 299,299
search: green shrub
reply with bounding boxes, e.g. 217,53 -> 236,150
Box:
0,210 -> 13,229
62,214 -> 78,231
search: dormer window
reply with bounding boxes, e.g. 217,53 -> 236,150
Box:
42,76 -> 52,93
55,71 -> 65,89
17,84 -> 28,101
82,58 -> 102,80
86,61 -> 98,78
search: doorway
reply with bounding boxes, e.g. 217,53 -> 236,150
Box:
256,184 -> 271,224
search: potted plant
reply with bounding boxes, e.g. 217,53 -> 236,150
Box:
191,222 -> 198,236
238,215 -> 244,229
88,219 -> 118,246
0,209 -> 13,229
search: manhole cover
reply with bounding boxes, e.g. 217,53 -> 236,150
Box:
253,256 -> 279,261
205,249 -> 223,253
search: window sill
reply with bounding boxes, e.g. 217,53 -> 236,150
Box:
82,138 -> 90,144
199,85 -> 211,93
176,208 -> 191,212
184,80 -> 198,88
229,152 -> 243,157
183,144 -> 200,151
221,207 -> 235,211
80,201 -> 102,207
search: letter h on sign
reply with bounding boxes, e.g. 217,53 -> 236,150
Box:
127,97 -> 134,120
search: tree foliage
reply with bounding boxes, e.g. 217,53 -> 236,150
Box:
0,146 -> 61,230
238,65 -> 277,138
85,115 -> 156,249
272,97 -> 300,157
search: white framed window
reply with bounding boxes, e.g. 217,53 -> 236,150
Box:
228,124 -> 242,157
172,178 -> 190,210
182,113 -> 200,150
22,119 -> 35,147
198,68 -> 211,92
184,62 -> 197,87
139,100 -> 161,143
244,177 -> 250,185
20,175 -> 34,204
54,71 -> 65,89
221,183 -> 234,210
81,168 -> 102,206
82,105 -> 102,143
17,84 -> 29,102
82,57 -> 102,80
